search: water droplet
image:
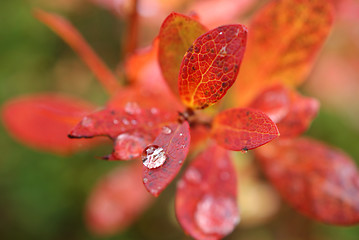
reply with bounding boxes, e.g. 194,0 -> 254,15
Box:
195,195 -> 239,235
143,178 -> 148,183
150,108 -> 159,115
124,102 -> 141,115
122,118 -> 129,125
185,167 -> 202,183
162,126 -> 172,134
131,119 -> 137,125
113,119 -> 119,125
177,179 -> 186,188
179,133 -> 183,136
113,133 -> 146,160
219,31 -> 223,35
81,116 -> 93,127
142,145 -> 167,169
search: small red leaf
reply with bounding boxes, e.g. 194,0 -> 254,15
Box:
277,92 -> 320,138
255,138 -> 359,225
69,103 -> 177,139
1,94 -> 96,154
158,12 -> 208,97
179,24 -> 247,109
212,108 -> 280,151
176,143 -> 239,239
142,121 -> 190,197
86,162 -> 153,235
248,84 -> 291,123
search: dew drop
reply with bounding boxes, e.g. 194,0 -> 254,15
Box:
162,126 -> 172,134
179,133 -> 183,136
185,167 -> 202,183
131,119 -> 137,125
113,119 -> 119,125
122,118 -> 130,125
150,107 -> 159,115
81,116 -> 93,127
113,133 -> 146,160
219,31 -> 223,35
124,102 -> 141,115
142,145 -> 167,169
195,195 -> 239,235
143,177 -> 148,183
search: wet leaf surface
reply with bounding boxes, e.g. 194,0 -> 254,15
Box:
255,138 -> 359,225
212,108 -> 279,151
142,121 -> 190,196
1,94 -> 97,154
158,12 -> 207,97
69,103 -> 177,139
234,0 -> 334,105
176,143 -> 239,239
179,24 -> 247,109
86,162 -> 153,235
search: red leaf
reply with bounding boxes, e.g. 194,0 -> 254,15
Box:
255,138 -> 359,225
1,94 -> 96,154
179,24 -> 247,109
86,162 -> 153,235
34,9 -> 120,95
69,103 -> 177,139
176,143 -> 239,239
276,92 -> 320,138
142,121 -> 190,197
212,108 -> 280,151
158,12 -> 208,98
248,84 -> 291,123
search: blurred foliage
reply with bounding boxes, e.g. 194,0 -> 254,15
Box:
1,0 -> 359,239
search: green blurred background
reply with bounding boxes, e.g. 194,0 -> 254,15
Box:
1,0 -> 359,239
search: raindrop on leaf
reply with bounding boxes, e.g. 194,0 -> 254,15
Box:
161,126 -> 172,134
195,195 -> 240,235
142,145 -> 167,169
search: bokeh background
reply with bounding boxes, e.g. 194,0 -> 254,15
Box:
1,0 -> 359,239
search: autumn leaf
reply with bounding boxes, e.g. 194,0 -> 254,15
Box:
142,121 -> 190,197
255,138 -> 359,225
233,0 -> 334,106
212,108 -> 279,151
179,24 -> 247,109
276,91 -> 320,138
158,12 -> 208,97
176,143 -> 239,240
69,102 -> 177,139
86,162 -> 153,235
248,84 -> 291,123
1,94 -> 97,154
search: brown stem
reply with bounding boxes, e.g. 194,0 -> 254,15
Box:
124,0 -> 139,57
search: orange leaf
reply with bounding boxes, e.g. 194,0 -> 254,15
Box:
276,91 -> 320,138
34,9 -> 120,95
212,108 -> 279,151
158,12 -> 208,97
176,143 -> 239,239
255,138 -> 359,225
233,0 -> 334,105
1,94 -> 96,154
142,121 -> 191,196
179,24 -> 247,109
248,84 -> 291,123
86,162 -> 153,235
